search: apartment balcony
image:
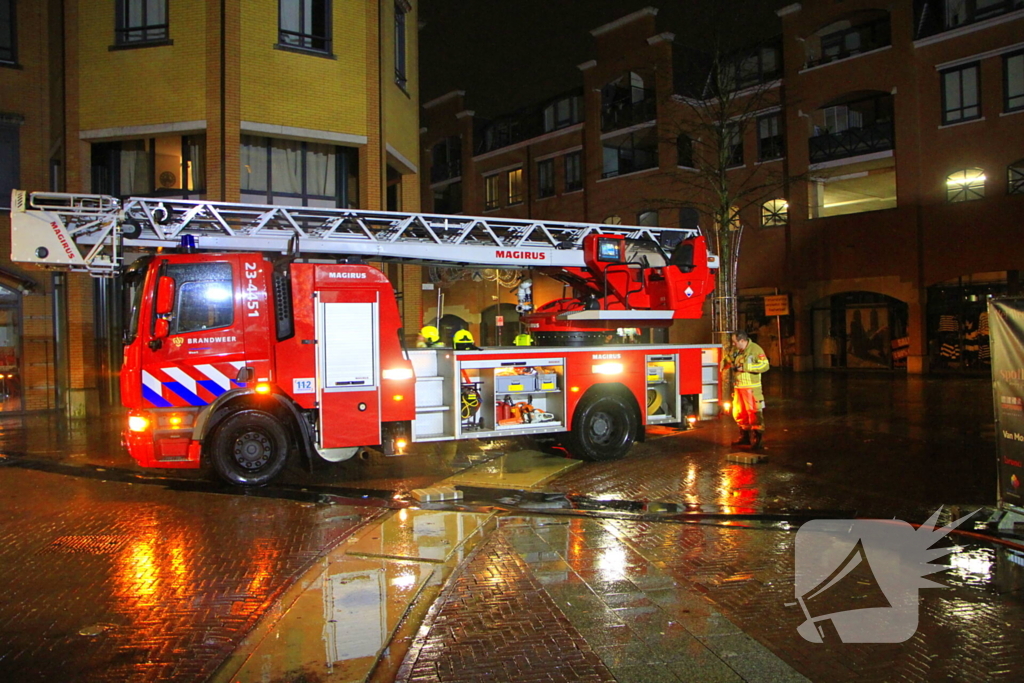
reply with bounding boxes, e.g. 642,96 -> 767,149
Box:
805,16 -> 891,69
809,120 -> 894,165
915,0 -> 1024,40
430,160 -> 462,184
601,92 -> 657,133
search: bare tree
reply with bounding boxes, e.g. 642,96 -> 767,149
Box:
662,39 -> 792,354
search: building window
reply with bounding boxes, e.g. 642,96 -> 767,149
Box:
762,199 -> 788,226
1006,51 -> 1024,113
1,0 -> 16,64
941,63 -> 981,124
1009,160 -> 1024,195
394,1 -> 408,89
91,135 -> 206,198
637,210 -> 658,226
484,174 -> 499,210
543,94 -> 583,133
115,0 -> 168,45
0,123 -> 18,209
758,114 -> 784,161
677,134 -> 694,168
537,160 -> 554,198
564,152 -> 582,192
507,168 -> 523,205
725,124 -> 744,168
946,168 -> 985,202
240,136 -> 357,208
602,128 -> 658,178
279,0 -> 331,54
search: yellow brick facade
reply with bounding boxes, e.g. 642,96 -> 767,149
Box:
1,0 -> 421,415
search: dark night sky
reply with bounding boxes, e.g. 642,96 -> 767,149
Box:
418,0 -> 787,118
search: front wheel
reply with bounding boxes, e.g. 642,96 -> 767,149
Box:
209,410 -> 290,486
565,392 -> 639,461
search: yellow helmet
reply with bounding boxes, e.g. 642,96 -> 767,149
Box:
452,329 -> 474,343
420,325 -> 440,343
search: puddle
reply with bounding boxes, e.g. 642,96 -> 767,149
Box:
440,449 -> 580,490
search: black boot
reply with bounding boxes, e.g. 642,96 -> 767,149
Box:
731,430 -> 751,447
751,430 -> 763,450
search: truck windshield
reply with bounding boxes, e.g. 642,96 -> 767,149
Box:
123,257 -> 152,346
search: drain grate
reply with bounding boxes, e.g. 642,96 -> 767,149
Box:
43,535 -> 131,554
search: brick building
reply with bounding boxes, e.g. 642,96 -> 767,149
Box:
0,0 -> 423,416
420,1 -> 1024,373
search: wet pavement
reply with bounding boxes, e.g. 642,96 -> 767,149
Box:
1,372 -> 1022,681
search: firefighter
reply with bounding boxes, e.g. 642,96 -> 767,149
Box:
417,325 -> 443,348
723,331 -> 770,449
453,328 -> 480,350
513,330 -> 534,346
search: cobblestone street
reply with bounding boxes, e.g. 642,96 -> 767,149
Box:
1,373 -> 1022,682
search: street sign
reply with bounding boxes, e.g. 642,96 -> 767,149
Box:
495,315 -> 504,327
764,294 -> 790,317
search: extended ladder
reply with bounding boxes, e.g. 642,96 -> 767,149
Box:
10,191 -> 701,277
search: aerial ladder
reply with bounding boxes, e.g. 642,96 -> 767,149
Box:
10,190 -> 719,486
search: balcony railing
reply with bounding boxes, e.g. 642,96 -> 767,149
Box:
809,120 -> 894,164
916,0 -> 1024,39
601,93 -> 657,133
806,16 -> 891,68
430,160 -> 462,184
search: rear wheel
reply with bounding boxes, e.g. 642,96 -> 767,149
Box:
565,391 -> 639,461
210,410 -> 290,486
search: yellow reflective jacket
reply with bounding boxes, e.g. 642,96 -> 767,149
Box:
728,341 -> 770,389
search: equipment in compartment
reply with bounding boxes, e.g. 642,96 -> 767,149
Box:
496,394 -> 555,426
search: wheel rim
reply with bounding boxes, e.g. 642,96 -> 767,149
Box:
233,430 -> 273,470
589,410 -> 618,445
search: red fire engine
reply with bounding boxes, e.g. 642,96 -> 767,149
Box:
10,191 -> 719,486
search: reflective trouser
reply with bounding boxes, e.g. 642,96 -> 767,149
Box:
732,386 -> 765,431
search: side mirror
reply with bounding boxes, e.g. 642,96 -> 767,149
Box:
153,318 -> 169,340
155,276 -> 175,315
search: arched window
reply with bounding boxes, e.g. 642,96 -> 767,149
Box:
604,215 -> 622,224
946,168 -> 985,202
637,210 -> 658,226
762,199 -> 788,226
1009,160 -> 1024,195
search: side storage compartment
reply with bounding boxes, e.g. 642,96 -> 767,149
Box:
457,356 -> 566,439
645,354 -> 680,423
409,349 -> 456,441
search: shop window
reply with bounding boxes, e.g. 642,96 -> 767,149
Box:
115,0 -> 168,45
0,285 -> 21,412
1006,51 -> 1024,113
761,199 -> 788,227
946,168 -> 985,202
537,159 -> 554,198
240,135 -> 357,208
507,168 -> 523,205
92,134 -> 206,198
279,0 -> 331,54
1010,160 -> 1024,195
1,0 -> 15,64
484,174 -> 499,210
941,63 -> 981,124
564,152 -> 582,192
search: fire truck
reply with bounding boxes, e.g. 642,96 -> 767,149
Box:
10,190 -> 719,486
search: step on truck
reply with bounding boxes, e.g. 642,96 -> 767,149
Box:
10,190 -> 720,486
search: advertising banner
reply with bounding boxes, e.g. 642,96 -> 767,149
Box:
989,299 -> 1024,510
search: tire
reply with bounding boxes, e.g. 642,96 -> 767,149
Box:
209,410 -> 290,486
565,391 -> 639,461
